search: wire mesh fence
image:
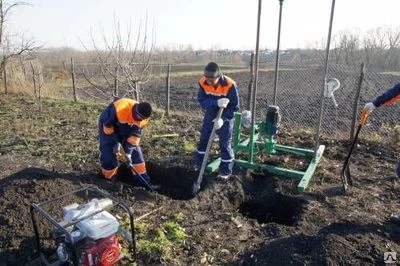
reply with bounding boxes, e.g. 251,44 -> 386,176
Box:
142,63 -> 398,141
7,60 -> 399,142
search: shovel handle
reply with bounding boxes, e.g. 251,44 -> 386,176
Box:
341,119 -> 363,192
341,107 -> 371,192
130,165 -> 154,192
116,146 -> 154,192
195,107 -> 225,188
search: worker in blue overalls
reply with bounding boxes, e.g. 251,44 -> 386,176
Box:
195,62 -> 240,179
363,83 -> 399,224
98,98 -> 153,188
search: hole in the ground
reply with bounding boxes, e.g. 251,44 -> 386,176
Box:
147,162 -> 202,200
239,193 -> 304,226
114,161 -> 204,200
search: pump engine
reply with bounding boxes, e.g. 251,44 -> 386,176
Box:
257,105 -> 281,154
53,198 -> 121,266
264,105 -> 281,137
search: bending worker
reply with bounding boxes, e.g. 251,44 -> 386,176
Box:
99,97 -> 152,188
363,83 -> 399,224
195,62 -> 240,180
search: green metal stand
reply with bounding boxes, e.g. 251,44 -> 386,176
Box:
207,112 -> 325,193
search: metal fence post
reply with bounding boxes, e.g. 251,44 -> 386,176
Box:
247,53 -> 254,110
166,64 -> 171,116
70,57 -> 77,102
30,61 -> 37,98
350,63 -> 365,138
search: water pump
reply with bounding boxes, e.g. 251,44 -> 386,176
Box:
30,185 -> 136,266
54,198 -> 121,266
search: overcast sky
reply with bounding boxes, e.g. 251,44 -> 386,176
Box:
8,0 -> 400,50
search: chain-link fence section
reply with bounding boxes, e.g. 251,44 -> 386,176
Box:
259,64 -> 399,138
5,60 -> 398,141
144,63 -> 398,142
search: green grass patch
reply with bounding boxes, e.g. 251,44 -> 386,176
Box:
182,140 -> 196,153
118,212 -> 187,263
162,220 -> 188,242
174,212 -> 185,223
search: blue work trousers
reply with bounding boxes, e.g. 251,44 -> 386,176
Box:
196,118 -> 234,175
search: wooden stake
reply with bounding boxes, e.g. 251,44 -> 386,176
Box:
135,206 -> 163,222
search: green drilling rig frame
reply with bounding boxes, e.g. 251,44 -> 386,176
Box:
206,108 -> 325,193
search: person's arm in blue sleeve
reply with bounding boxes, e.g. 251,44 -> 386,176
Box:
101,105 -> 119,143
372,83 -> 400,107
198,83 -> 218,109
124,125 -> 143,155
223,84 -> 240,120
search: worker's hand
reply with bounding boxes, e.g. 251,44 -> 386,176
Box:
125,154 -> 132,167
217,98 -> 230,108
363,102 -> 376,114
113,143 -> 122,154
213,118 -> 224,130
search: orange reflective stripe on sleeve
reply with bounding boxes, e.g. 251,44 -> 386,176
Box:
382,94 -> 400,106
127,135 -> 140,146
101,166 -> 118,179
131,162 -> 146,175
103,124 -> 115,135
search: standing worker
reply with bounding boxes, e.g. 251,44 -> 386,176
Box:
195,62 -> 240,179
362,83 -> 399,224
98,97 -> 153,188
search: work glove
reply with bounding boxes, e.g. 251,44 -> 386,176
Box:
113,143 -> 122,155
217,98 -> 230,108
213,118 -> 224,130
363,102 -> 376,114
125,153 -> 132,167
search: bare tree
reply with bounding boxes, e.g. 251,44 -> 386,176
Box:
30,58 -> 43,110
384,26 -> 400,70
332,30 -> 360,66
362,27 -> 389,70
305,38 -> 326,65
0,0 -> 40,93
80,16 -> 156,101
330,26 -> 400,71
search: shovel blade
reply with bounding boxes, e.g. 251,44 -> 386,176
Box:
340,165 -> 353,193
345,166 -> 353,186
191,183 -> 201,197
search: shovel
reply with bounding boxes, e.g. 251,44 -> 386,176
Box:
191,106 -> 225,196
116,147 -> 155,192
340,109 -> 369,192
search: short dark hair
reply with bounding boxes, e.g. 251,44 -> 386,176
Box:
204,62 -> 221,78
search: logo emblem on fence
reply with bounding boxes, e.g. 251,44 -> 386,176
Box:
384,252 -> 397,264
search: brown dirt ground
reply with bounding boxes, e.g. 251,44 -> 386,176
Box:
0,93 -> 399,266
